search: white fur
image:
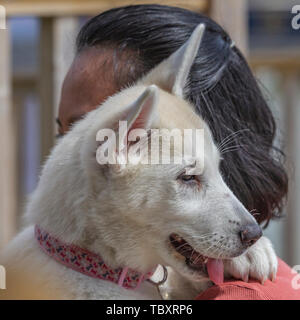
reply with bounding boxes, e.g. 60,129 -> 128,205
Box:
0,24 -> 278,300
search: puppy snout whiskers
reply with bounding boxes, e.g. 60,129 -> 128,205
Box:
239,223 -> 262,247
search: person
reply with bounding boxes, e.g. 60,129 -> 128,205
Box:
56,5 -> 298,299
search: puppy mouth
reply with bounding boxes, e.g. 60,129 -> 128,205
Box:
169,233 -> 224,285
169,233 -> 208,271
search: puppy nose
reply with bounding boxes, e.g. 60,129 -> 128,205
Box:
239,223 -> 262,247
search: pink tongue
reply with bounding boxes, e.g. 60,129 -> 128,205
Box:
206,258 -> 224,285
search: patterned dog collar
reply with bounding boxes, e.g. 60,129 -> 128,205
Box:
35,225 -> 154,290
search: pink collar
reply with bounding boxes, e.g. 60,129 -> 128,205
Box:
35,225 -> 154,290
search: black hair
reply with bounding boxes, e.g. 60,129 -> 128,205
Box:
76,4 -> 288,226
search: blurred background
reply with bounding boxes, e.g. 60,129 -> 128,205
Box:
0,0 -> 299,266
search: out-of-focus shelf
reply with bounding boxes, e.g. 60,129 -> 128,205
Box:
1,0 -> 209,16
250,48 -> 300,70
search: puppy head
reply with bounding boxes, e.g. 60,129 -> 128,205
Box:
80,24 -> 262,279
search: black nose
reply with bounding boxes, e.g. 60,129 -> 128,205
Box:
239,223 -> 262,247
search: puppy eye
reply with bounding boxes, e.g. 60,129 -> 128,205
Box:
178,174 -> 198,185
181,175 -> 195,182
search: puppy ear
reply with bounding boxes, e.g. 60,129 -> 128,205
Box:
118,84 -> 158,155
96,85 -> 159,166
141,23 -> 205,98
124,85 -> 158,134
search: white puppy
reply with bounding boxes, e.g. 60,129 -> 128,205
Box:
0,24 -> 277,300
